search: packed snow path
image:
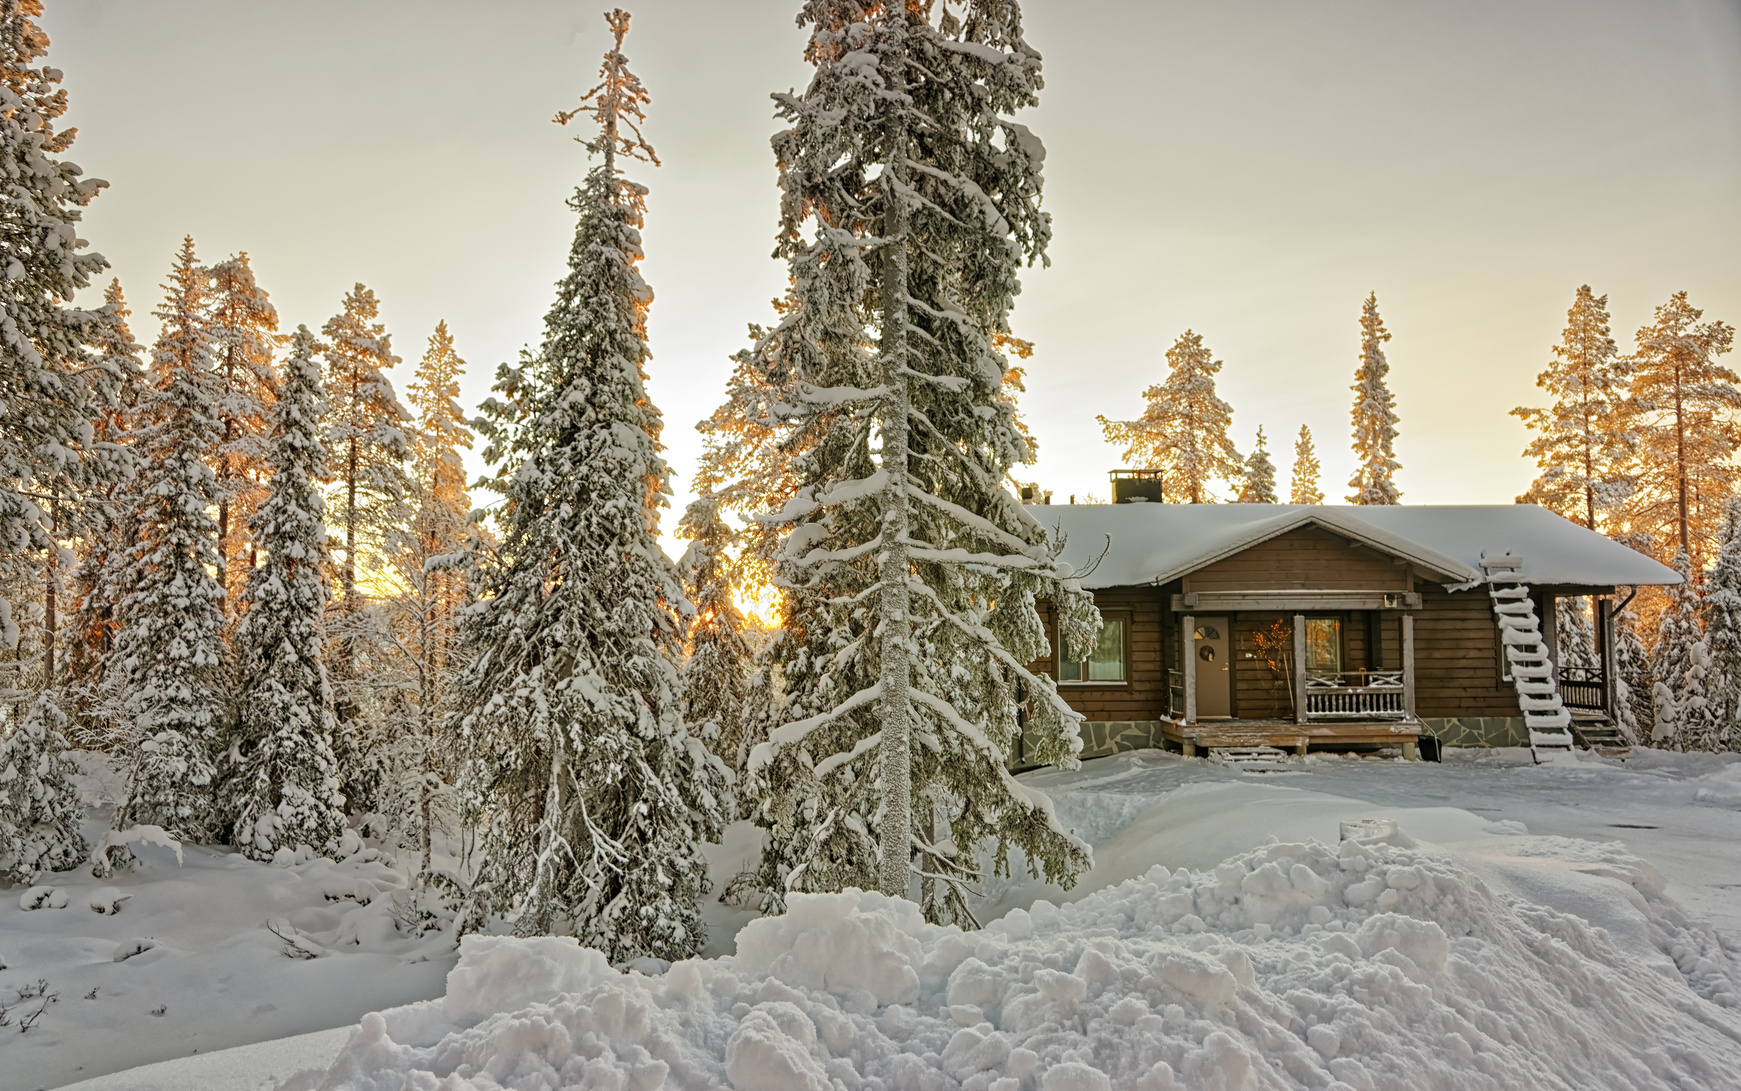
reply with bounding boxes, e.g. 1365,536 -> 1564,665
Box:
1480,553 -> 1576,761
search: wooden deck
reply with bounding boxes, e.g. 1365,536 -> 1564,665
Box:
1160,718 -> 1421,759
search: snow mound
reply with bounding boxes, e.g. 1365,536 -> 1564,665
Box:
1694,762 -> 1741,809
315,838 -> 1741,1090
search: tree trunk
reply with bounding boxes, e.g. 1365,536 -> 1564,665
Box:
875,11 -> 914,903
1676,365 -> 1689,558
44,490 -> 57,688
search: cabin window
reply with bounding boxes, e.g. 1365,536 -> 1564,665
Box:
1305,617 -> 1343,675
1060,616 -> 1126,683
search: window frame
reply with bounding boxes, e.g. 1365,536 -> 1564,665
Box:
1057,610 -> 1132,686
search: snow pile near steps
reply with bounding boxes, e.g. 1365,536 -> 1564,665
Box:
314,836 -> 1741,1091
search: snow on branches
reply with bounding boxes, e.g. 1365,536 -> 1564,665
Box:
1099,330 -> 1242,504
228,327 -> 346,862
456,11 -> 725,961
741,0 -> 1095,927
1348,293 -> 1402,505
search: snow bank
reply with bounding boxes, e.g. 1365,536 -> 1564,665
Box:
1694,762 -> 1741,809
315,836 -> 1741,1091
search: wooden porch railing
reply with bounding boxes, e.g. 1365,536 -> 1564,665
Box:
1304,671 -> 1409,720
1557,665 -> 1607,712
1167,669 -> 1185,718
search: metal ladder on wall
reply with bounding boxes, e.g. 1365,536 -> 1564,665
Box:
1481,553 -> 1577,763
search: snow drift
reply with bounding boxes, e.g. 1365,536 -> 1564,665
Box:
314,835 -> 1741,1091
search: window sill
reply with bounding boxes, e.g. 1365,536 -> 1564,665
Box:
1058,680 -> 1130,688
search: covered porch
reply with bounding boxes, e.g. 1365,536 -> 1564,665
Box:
1166,589 -> 1424,757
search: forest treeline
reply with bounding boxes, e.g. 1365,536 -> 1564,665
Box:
0,0 -> 1734,967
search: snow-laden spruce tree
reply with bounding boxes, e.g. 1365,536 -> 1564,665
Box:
1627,291 -> 1737,564
1651,550 -> 1715,749
1612,601 -> 1653,745
208,253 -> 280,611
1554,597 -> 1598,670
99,243 -> 228,853
0,691 -> 85,882
677,493 -> 753,776
742,0 -> 1097,925
455,11 -> 726,959
0,0 -> 115,677
1702,498 -> 1741,750
1290,424 -> 1323,504
1237,426 -> 1278,503
65,278 -> 145,740
1347,292 -> 1402,504
1099,330 -> 1242,503
1513,285 -> 1633,531
228,327 -> 345,861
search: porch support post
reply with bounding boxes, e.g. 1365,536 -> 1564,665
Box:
1402,612 -> 1417,720
1599,596 -> 1618,720
1540,594 -> 1558,674
1182,614 -> 1196,726
1293,614 -> 1308,725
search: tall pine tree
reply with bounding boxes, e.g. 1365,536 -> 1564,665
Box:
1626,291 -> 1738,565
1513,285 -> 1633,530
1291,424 -> 1323,504
228,328 -> 346,861
0,691 -> 85,882
321,283 -> 410,809
1099,330 -> 1242,503
390,320 -> 475,874
1347,292 -> 1402,504
743,0 -> 1096,924
99,242 -> 228,854
1237,426 -> 1278,503
322,283 -> 410,610
455,11 -> 725,959
208,253 -> 281,611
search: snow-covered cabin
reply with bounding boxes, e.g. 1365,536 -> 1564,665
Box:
1025,502 -> 1679,760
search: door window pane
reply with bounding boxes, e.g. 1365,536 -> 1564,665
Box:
1305,617 -> 1342,674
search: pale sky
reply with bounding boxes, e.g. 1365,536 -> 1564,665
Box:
41,0 -> 1741,535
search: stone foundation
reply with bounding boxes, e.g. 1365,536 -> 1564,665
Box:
1417,716 -> 1529,748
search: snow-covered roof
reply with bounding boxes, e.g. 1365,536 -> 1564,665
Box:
1024,503 -> 1681,591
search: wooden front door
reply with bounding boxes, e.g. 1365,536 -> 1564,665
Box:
1194,617 -> 1232,718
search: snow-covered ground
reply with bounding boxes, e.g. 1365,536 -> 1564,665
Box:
4,747 -> 1739,1090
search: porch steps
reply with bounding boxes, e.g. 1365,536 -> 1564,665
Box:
1208,746 -> 1297,770
1569,721 -> 1632,757
1481,553 -> 1577,764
